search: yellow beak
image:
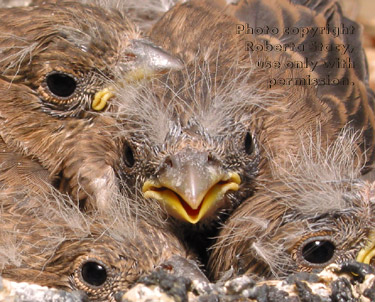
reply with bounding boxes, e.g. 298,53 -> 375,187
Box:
357,230 -> 375,265
142,150 -> 241,224
93,87 -> 114,111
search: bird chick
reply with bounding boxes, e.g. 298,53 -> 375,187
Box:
0,186 -> 193,302
113,0 -> 375,230
0,2 -> 182,209
208,129 -> 375,280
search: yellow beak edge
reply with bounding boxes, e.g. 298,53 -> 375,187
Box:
357,230 -> 375,265
143,172 -> 241,224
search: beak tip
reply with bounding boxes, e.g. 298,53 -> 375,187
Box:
129,39 -> 183,73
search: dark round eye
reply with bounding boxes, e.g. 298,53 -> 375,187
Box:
123,142 -> 135,168
301,239 -> 335,264
81,261 -> 107,287
244,132 -> 254,155
46,72 -> 77,98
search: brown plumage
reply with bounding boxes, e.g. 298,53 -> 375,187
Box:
113,0 -> 375,233
0,1 -> 181,209
28,0 -> 172,32
0,0 -> 31,7
4,1 -> 372,223
0,186 -> 192,302
1,0 -> 374,273
208,130 -> 375,280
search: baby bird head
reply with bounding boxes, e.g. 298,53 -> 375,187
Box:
4,0 -> 372,230
0,2 -> 181,209
208,129 -> 375,280
116,63 -> 265,226
0,186 -> 189,302
114,0 -> 373,228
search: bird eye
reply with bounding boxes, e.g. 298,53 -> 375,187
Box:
123,142 -> 135,168
244,132 -> 254,155
300,237 -> 336,265
81,261 -> 108,287
46,72 -> 77,98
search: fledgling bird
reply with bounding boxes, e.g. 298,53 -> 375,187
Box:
6,0 -> 373,223
208,130 -> 375,280
2,1 -> 374,268
113,0 -> 375,232
0,186 -> 195,302
0,1 -> 182,209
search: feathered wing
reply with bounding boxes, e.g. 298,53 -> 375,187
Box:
215,0 -> 375,170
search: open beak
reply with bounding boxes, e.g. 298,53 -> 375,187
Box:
357,230 -> 375,265
142,150 -> 241,224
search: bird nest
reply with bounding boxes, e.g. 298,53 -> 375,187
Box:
2,261 -> 374,302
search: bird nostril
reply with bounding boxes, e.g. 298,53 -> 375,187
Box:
207,153 -> 218,164
164,156 -> 174,168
